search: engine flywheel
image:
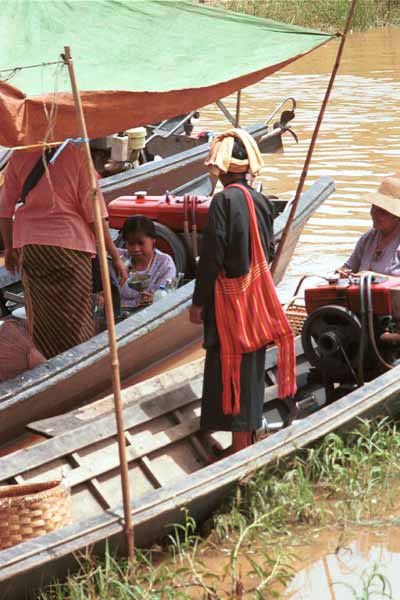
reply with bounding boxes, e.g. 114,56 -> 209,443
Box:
302,305 -> 362,376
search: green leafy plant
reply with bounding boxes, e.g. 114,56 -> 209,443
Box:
335,563 -> 394,599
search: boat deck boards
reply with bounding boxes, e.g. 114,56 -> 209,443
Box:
0,359 -> 210,518
0,342 -> 309,524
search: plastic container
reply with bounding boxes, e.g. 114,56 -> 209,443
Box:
127,127 -> 146,152
111,134 -> 129,162
153,285 -> 168,303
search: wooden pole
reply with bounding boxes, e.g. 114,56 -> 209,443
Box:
270,0 -> 357,282
235,90 -> 241,127
62,46 -> 134,562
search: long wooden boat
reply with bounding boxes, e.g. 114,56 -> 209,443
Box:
0,121 -> 287,205
100,120 -> 289,201
1,327 -> 400,598
0,176 -> 334,444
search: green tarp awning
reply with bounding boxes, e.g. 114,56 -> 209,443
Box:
0,1 -> 334,147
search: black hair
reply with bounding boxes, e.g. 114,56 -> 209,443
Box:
122,215 -> 156,240
232,138 -> 248,161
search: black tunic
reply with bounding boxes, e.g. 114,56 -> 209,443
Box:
193,179 -> 275,432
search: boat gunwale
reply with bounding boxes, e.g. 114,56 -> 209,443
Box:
80,122 -> 270,192
0,283 -> 196,407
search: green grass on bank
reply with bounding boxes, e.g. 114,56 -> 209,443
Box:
40,417 -> 400,599
204,0 -> 400,31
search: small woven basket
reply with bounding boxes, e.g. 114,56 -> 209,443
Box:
284,297 -> 308,336
0,480 -> 71,550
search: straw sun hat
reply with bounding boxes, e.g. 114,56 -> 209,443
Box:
366,176 -> 400,218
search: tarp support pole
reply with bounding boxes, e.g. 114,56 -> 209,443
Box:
146,110 -> 197,145
235,90 -> 241,127
62,45 -> 135,563
216,99 -> 236,127
271,0 -> 357,283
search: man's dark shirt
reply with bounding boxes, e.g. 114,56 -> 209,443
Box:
193,180 -> 275,348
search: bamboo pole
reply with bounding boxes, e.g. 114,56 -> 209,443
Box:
270,0 -> 357,282
322,556 -> 337,600
235,90 -> 241,127
62,46 -> 134,562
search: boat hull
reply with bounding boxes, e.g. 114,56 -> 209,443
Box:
1,341 -> 400,598
0,176 -> 334,444
100,122 -> 277,202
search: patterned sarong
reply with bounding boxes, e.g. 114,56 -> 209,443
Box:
22,244 -> 94,359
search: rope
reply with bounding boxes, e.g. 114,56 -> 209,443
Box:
12,138 -> 90,152
0,61 -> 64,83
41,61 -> 64,210
12,142 -> 61,151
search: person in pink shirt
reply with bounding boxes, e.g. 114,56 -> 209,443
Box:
0,144 -> 127,359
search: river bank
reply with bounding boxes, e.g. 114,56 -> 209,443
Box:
202,0 -> 400,31
40,416 -> 400,599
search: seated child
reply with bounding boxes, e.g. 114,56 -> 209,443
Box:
119,216 -> 176,308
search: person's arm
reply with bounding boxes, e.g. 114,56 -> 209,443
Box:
0,217 -> 13,250
77,149 -> 128,286
0,217 -> 19,274
103,221 -> 128,285
119,280 -> 141,308
148,255 -> 177,293
89,220 -> 128,285
190,194 -> 227,324
268,213 -> 275,264
0,162 -> 21,274
138,254 -> 176,305
76,149 -> 128,286
261,194 -> 275,263
340,232 -> 369,274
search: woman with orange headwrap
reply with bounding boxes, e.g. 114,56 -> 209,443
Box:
190,128 -> 296,458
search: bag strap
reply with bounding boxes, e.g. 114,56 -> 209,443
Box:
20,147 -> 58,204
226,183 -> 265,264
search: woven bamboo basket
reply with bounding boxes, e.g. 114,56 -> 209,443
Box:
284,297 -> 308,336
0,480 -> 71,550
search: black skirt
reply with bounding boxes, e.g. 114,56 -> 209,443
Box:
200,346 -> 266,432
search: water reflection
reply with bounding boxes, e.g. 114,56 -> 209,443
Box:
199,28 -> 400,298
286,527 -> 400,599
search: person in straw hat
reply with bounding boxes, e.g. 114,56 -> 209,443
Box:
189,128 -> 296,458
339,176 -> 400,276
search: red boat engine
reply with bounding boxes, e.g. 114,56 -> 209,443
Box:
108,192 -> 211,274
301,272 -> 400,387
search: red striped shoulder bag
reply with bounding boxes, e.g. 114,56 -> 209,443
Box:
214,183 -> 297,415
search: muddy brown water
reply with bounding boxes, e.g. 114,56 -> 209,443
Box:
148,522 -> 400,599
198,27 -> 400,300
285,524 -> 400,599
